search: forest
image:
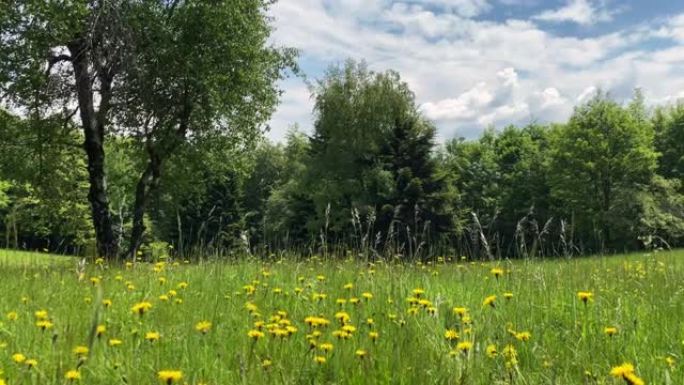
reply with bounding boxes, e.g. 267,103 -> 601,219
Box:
1,2 -> 683,261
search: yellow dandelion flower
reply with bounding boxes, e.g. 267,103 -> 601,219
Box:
157,370 -> 183,384
36,320 -> 54,330
343,283 -> 354,290
665,356 -> 675,368
453,307 -> 468,317
102,299 -> 113,308
65,369 -> 81,381
444,329 -> 459,341
483,295 -> 497,307
73,346 -> 89,357
12,353 -> 26,363
491,268 -> 504,278
145,331 -> 161,342
319,342 -> 334,352
362,292 -> 373,300
314,355 -> 327,364
262,359 -> 272,369
515,332 -> 531,342
177,282 -> 188,290
248,330 -> 265,340
34,310 -> 48,320
159,294 -> 169,302
486,344 -> 498,358
503,292 -> 513,300
25,358 -> 38,369
96,324 -> 106,337
355,349 -> 367,358
369,331 -> 380,341
604,327 -> 618,337
456,341 -> 473,353
577,291 -> 593,304
195,321 -> 212,334
90,277 -> 100,285
109,339 -> 123,347
6,311 -> 18,321
131,301 -> 153,316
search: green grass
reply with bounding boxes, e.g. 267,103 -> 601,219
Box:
0,250 -> 682,384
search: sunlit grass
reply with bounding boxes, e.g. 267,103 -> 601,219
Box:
0,250 -> 681,384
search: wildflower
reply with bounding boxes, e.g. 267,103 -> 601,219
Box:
665,356 -> 675,368
427,306 -> 437,315
369,331 -> 380,341
73,346 -> 89,357
195,321 -> 212,334
6,311 -> 18,321
349,297 -> 360,305
362,292 -> 373,300
36,320 -> 54,330
159,295 -> 169,302
319,342 -> 334,352
131,301 -> 153,316
102,299 -> 113,308
177,282 -> 188,290
491,268 -> 504,278
515,332 -> 531,342
366,318 -> 374,326
109,339 -> 123,347
316,275 -> 326,282
407,307 -> 419,316
483,295 -> 497,307
90,277 -> 100,285
604,327 -> 618,337
355,349 -> 367,358
145,331 -> 161,342
444,329 -> 459,341
158,370 -> 183,384
453,307 -> 468,317
158,277 -> 166,285
245,302 -> 258,313
65,369 -> 81,381
577,291 -> 593,304
25,358 -> 38,369
335,312 -> 351,324
336,298 -> 347,306
314,355 -> 327,364
486,344 -> 498,358
12,353 -> 26,363
610,363 -> 644,385
412,288 -> 425,297
262,359 -> 272,369
343,283 -> 354,290
248,330 -> 265,340
456,341 -> 473,354
96,324 -> 106,337
503,292 -> 513,300
34,310 -> 49,320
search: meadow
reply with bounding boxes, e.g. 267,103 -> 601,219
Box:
0,249 -> 682,385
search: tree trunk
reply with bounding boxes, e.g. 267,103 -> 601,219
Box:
127,157 -> 161,259
68,39 -> 119,259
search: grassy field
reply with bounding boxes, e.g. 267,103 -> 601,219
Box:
0,249 -> 682,385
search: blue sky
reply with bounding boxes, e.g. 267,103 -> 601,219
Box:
267,0 -> 684,141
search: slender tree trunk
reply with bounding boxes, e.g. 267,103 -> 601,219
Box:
127,158 -> 161,259
68,39 -> 119,259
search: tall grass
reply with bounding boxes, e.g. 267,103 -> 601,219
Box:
0,249 -> 681,384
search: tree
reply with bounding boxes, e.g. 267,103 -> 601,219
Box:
1,1 -> 295,259
653,103 -> 684,182
548,92 -> 658,251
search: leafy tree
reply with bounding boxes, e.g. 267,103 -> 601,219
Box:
548,92 -> 658,251
1,1 -> 294,259
653,103 -> 684,182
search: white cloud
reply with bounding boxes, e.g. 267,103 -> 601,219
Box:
533,0 -> 615,26
267,1 -> 684,141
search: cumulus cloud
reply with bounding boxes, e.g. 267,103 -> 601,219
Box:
267,0 -> 684,141
533,0 -> 616,26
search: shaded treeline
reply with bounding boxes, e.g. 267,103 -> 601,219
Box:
2,58 -> 684,259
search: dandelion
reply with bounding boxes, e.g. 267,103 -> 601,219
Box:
12,353 -> 26,363
355,349 -> 367,358
456,341 -> 473,354
73,346 -> 89,357
96,324 -> 106,338
486,344 -> 498,358
102,299 -> 113,308
503,292 -> 513,300
604,327 -> 618,337
515,332 -> 531,342
262,359 -> 272,369
248,330 -> 265,340
319,342 -> 333,352
665,356 -> 675,368
577,291 -> 593,304
412,288 -> 425,297
195,321 -> 212,334
369,331 -> 379,342
343,283 -> 354,290
483,295 -> 497,307
34,310 -> 49,320
36,320 -> 53,330
335,311 -> 351,324
314,355 -> 327,364
65,369 -> 81,381
453,307 -> 468,317
157,370 -> 183,384
491,268 -> 504,278
177,282 -> 188,290
145,331 -> 161,342
131,301 -> 153,316
610,363 -> 645,385
90,277 -> 100,285
109,339 -> 123,347
25,358 -> 37,369
362,292 -> 373,300
159,294 -> 169,302
444,329 -> 459,341
6,311 -> 18,321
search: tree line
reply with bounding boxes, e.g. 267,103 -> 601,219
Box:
1,3 -> 683,260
